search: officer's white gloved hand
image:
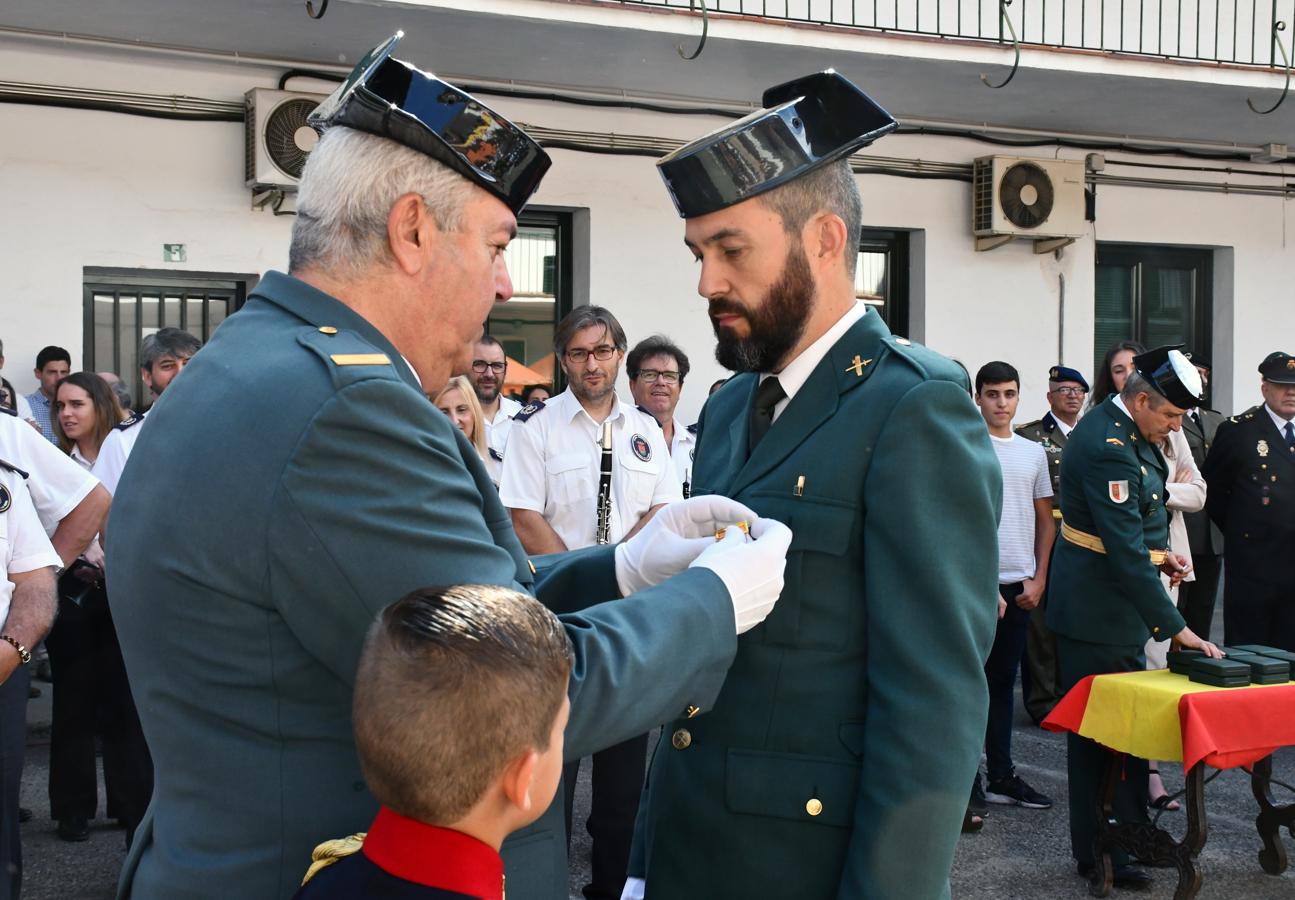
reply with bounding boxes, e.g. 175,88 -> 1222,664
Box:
620,878 -> 645,900
689,516 -> 791,634
614,495 -> 759,596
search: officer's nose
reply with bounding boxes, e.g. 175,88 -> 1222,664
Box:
494,255 -> 514,303
697,259 -> 730,302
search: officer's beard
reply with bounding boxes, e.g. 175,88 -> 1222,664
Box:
710,240 -> 815,373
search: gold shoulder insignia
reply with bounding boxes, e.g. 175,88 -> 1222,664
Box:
302,833 -> 366,885
1106,437 -> 1125,447
330,353 -> 390,366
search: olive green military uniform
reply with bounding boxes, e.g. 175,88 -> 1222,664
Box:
1046,397 -> 1186,866
1014,412 -> 1068,723
107,272 -> 739,900
629,310 -> 1001,900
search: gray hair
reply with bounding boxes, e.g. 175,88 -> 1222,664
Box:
140,328 -> 202,372
757,159 -> 862,278
1121,372 -> 1169,409
289,126 -> 477,276
553,305 -> 627,357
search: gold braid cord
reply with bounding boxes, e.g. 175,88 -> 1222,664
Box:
300,833 -> 366,885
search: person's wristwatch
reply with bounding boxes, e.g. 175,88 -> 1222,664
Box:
0,635 -> 31,665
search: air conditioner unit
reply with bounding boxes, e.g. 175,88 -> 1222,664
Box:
972,156 -> 1087,251
245,88 -> 326,190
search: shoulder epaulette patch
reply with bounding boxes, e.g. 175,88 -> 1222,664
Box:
330,353 -> 390,366
686,422 -> 698,435
301,833 -> 366,885
0,457 -> 29,478
114,412 -> 144,431
636,404 -> 662,426
513,399 -> 546,423
489,448 -> 503,462
1106,437 -> 1125,447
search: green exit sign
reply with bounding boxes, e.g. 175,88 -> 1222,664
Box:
163,243 -> 187,263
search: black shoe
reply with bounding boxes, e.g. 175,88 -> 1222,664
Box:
17,807 -> 32,823
57,817 -> 90,842
969,772 -> 989,817
1077,861 -> 1153,890
986,772 -> 1054,809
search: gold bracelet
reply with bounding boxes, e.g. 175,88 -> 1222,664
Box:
0,635 -> 30,665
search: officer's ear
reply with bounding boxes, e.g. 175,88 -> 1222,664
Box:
387,192 -> 438,276
805,211 -> 848,280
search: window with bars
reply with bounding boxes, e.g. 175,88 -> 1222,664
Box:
856,229 -> 910,337
1094,245 -> 1213,390
82,267 -> 255,409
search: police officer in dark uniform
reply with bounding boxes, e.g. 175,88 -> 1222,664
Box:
1016,365 -> 1087,724
1047,346 -> 1220,891
1177,353 -> 1225,640
1203,350 -> 1295,649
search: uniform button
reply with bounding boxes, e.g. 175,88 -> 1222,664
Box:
1152,493 -> 1159,500
671,729 -> 692,750
319,326 -> 338,335
806,798 -> 823,816
685,705 -> 701,719
1141,466 -> 1147,474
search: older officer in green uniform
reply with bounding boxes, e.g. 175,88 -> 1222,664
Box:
1016,365 -> 1088,724
106,34 -> 791,900
1047,346 -> 1220,891
624,72 -> 1001,900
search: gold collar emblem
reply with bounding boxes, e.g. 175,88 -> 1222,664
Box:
845,355 -> 872,376
1258,439 -> 1270,457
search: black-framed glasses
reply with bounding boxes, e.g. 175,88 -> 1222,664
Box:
1050,386 -> 1086,396
635,369 -> 680,384
471,360 -> 506,374
565,345 -> 617,364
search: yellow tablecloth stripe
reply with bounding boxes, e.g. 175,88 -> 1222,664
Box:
1077,669 -> 1293,762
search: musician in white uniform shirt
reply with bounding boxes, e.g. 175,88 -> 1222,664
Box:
468,335 -> 522,485
627,336 -> 698,496
500,308 -> 679,553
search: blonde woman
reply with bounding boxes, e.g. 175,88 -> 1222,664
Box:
434,375 -> 489,465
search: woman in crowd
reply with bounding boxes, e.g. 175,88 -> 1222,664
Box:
434,375 -> 488,465
521,383 -> 552,405
48,372 -> 151,845
1088,340 -> 1145,408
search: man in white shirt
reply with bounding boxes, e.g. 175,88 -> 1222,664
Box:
972,361 -> 1056,815
500,306 -> 679,900
468,335 -> 522,485
628,336 -> 697,497
0,459 -> 84,900
92,328 -> 201,498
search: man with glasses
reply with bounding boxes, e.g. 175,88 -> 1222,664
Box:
1015,365 -> 1088,724
468,334 -> 522,484
500,306 -> 680,900
1203,350 -> 1295,649
628,336 -> 696,494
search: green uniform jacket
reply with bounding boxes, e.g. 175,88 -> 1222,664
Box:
629,311 -> 1001,900
107,272 -> 737,900
1016,412 -> 1069,517
1046,397 -> 1186,645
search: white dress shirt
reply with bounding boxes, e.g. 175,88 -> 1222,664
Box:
763,301 -> 868,422
1265,404 -> 1294,436
91,413 -> 147,496
669,418 -> 697,493
482,395 -> 522,485
499,389 -> 681,549
0,414 -> 99,536
1,467 -> 62,623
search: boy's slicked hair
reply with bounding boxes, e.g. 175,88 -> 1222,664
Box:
975,360 -> 1020,395
353,585 -> 573,825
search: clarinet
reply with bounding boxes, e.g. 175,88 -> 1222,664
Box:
596,421 -> 613,545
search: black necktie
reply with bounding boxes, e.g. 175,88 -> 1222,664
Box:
749,376 -> 786,453
1286,421 -> 1294,452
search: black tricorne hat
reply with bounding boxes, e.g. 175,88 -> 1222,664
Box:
1259,351 -> 1295,384
1133,345 -> 1204,409
656,70 -> 897,219
309,33 -> 551,216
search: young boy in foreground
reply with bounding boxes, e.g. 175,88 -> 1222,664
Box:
294,584 -> 573,900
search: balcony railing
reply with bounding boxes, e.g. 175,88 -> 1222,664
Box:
611,1 -> 1295,67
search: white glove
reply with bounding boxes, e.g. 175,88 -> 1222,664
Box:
614,495 -> 759,596
689,516 -> 791,634
620,878 -> 646,900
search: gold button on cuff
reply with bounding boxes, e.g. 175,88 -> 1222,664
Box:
806,798 -> 823,817
685,705 -> 700,719
318,326 -> 338,334
671,729 -> 692,750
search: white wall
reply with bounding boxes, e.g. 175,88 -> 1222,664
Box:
3,36 -> 1292,425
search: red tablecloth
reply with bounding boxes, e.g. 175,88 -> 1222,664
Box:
1043,669 -> 1295,771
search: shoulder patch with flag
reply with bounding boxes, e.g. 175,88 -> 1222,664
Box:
1108,480 -> 1129,504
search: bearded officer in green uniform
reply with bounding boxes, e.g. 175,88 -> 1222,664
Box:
106,34 -> 793,900
624,72 -> 1001,900
1015,364 -> 1088,724
1046,346 -> 1220,891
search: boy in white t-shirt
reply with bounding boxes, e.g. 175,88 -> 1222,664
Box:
970,361 -> 1057,823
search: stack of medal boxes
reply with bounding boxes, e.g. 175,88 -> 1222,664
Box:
1167,645 -> 1295,687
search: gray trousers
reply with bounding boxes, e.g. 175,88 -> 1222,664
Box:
0,665 -> 31,900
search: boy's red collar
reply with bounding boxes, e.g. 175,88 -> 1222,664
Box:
363,807 -> 504,900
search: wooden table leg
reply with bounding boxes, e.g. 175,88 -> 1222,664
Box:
1090,753 -> 1206,900
1251,754 -> 1295,875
